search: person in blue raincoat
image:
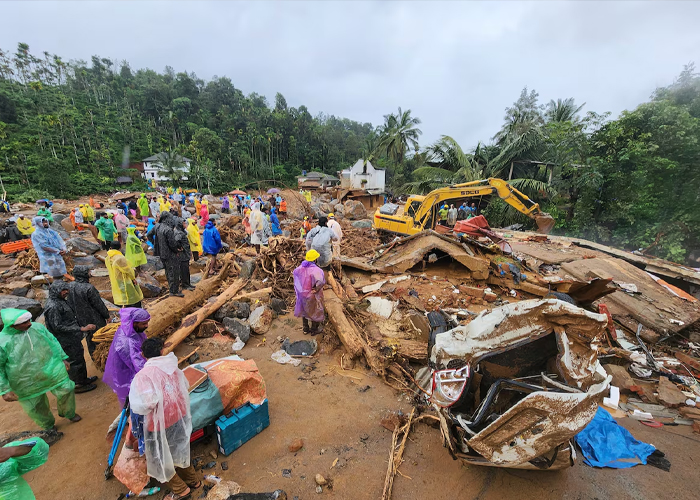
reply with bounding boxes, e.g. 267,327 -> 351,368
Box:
270,207 -> 283,236
30,217 -> 71,280
145,218 -> 156,249
202,220 -> 222,276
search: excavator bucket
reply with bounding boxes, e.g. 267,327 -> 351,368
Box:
534,213 -> 556,234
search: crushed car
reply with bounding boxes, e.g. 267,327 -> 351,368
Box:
417,299 -> 612,470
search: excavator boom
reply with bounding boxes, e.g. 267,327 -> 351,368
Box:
373,178 -> 555,235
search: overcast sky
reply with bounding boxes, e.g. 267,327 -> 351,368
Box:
2,1 -> 699,148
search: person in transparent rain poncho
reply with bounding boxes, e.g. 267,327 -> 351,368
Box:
129,338 -> 201,500
30,216 -> 72,281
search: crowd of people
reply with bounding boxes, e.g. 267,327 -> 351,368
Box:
0,186 -> 355,499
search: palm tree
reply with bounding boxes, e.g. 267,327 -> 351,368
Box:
156,150 -> 187,183
377,107 -> 422,165
494,87 -> 543,145
544,98 -> 585,123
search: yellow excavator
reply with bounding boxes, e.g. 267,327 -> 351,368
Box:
373,178 -> 555,236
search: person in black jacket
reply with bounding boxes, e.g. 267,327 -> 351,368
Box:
43,281 -> 97,393
154,211 -> 183,297
68,265 -> 110,357
174,218 -> 195,291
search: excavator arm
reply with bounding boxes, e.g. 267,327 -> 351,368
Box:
408,178 -> 555,234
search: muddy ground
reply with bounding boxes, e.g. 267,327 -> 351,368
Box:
1,315 -> 699,500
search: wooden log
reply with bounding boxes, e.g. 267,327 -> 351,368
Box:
323,289 -> 365,358
326,270 -> 347,301
145,256 -> 234,338
393,339 -> 428,362
163,279 -> 247,354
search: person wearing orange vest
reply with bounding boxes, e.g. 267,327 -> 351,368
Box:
279,198 -> 287,214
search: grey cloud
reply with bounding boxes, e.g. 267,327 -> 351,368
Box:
1,0 -> 698,151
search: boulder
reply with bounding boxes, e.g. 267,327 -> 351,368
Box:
141,256 -> 164,273
136,273 -> 163,298
240,259 -> 256,279
319,203 -> 334,215
66,237 -> 101,254
0,295 -> 43,323
214,301 -> 251,322
11,287 -> 29,297
209,213 -> 221,220
271,297 -> 287,315
31,275 -> 51,288
223,317 -> 251,343
2,281 -> 31,293
72,255 -> 101,268
319,194 -> 331,203
52,214 -> 67,224
190,273 -> 204,286
249,305 -> 273,334
344,200 -> 367,220
351,220 -> 373,229
206,480 -> 242,500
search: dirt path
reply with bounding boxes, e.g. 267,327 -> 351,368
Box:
1,315 -> 699,499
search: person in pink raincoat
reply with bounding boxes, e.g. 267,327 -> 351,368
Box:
199,201 -> 210,227
293,249 -> 326,335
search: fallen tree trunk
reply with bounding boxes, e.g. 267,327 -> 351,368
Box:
389,339 -> 428,362
323,289 -> 365,359
163,279 -> 247,354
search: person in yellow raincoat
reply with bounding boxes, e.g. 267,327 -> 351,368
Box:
125,227 -> 147,268
186,218 -> 203,261
15,215 -> 35,236
84,204 -> 95,224
105,242 -> 143,308
157,196 -> 166,213
163,197 -> 172,213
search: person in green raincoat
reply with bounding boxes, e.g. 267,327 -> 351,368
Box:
0,308 -> 82,430
0,437 -> 49,500
137,193 -> 150,223
125,226 -> 147,268
94,212 -> 116,251
36,205 -> 53,223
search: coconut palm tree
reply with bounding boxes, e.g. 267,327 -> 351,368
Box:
377,107 -> 422,165
544,98 -> 585,123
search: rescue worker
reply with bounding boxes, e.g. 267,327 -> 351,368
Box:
129,337 -> 200,500
137,193 -> 150,222
438,204 -> 448,225
249,202 -> 266,253
174,218 -> 194,291
4,221 -> 22,242
68,265 -> 110,357
0,437 -> 50,500
95,212 -> 117,250
125,226 -> 148,269
36,204 -> 53,222
43,282 -> 97,392
199,200 -> 210,227
221,195 -> 230,214
30,217 -> 72,281
202,220 -> 222,275
447,204 -> 458,227
106,241 -> 144,308
0,308 -> 83,430
155,212 -> 183,297
305,216 -> 338,269
149,197 -> 161,220
186,217 -> 202,261
279,198 -> 287,214
16,214 -> 34,236
270,207 -> 283,236
327,213 -> 343,258
103,308 -> 150,406
293,250 -> 326,335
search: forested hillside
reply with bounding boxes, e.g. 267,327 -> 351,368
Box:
0,43 -> 698,263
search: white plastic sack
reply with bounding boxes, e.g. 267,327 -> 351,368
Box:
271,349 -> 301,367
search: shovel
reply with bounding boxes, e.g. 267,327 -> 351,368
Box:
105,399 -> 130,480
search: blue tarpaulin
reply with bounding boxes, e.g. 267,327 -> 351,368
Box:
575,407 -> 656,468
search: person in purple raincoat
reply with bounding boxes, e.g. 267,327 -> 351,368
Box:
103,308 -> 151,405
293,249 -> 326,335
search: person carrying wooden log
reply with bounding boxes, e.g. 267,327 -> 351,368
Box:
293,249 -> 326,335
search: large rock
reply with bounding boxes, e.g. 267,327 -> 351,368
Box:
249,305 -> 273,334
190,273 -> 204,286
206,481 -> 242,500
344,200 -> 367,220
52,214 -> 67,224
72,256 -> 101,268
0,295 -> 43,323
214,301 -> 251,322
319,194 -> 331,203
223,317 -> 251,342
351,219 -> 373,229
66,237 -> 101,255
141,256 -> 164,273
240,259 -> 256,279
11,287 -> 29,297
136,273 -> 163,298
271,297 -> 287,315
319,203 -> 334,215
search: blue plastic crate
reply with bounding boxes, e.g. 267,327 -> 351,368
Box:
216,399 -> 269,456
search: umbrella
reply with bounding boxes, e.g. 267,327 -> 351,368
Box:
229,189 -> 246,195
267,188 -> 281,194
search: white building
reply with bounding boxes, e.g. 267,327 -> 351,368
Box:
339,159 -> 386,193
142,153 -> 192,182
